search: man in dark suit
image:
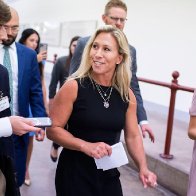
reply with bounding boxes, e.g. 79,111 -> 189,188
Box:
0,1 -> 42,195
0,61 -> 19,196
0,7 -> 47,187
69,0 -> 154,142
0,64 -> 39,195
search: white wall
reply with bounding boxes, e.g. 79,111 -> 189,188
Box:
8,0 -> 196,112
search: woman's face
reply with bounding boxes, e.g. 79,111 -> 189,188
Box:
70,40 -> 78,55
24,33 -> 39,50
90,32 -> 122,76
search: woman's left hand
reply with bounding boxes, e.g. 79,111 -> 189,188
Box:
81,142 -> 112,159
139,169 -> 157,188
35,129 -> 45,141
37,51 -> 47,62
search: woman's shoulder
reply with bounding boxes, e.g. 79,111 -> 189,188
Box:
71,76 -> 91,85
64,79 -> 78,89
64,77 -> 91,87
62,77 -> 91,99
58,79 -> 78,101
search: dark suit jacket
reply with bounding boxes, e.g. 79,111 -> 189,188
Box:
49,56 -> 69,99
13,43 -> 47,186
0,64 -> 20,196
69,36 -> 147,122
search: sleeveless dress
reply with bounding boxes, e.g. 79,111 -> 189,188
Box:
188,90 -> 196,196
55,77 -> 129,196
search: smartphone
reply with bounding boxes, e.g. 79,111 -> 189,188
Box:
28,117 -> 52,128
39,43 -> 48,52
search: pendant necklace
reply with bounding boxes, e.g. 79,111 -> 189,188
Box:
93,81 -> 113,108
99,85 -> 111,97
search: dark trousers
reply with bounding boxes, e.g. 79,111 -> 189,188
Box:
13,134 -> 29,187
0,155 -> 20,196
53,142 -> 60,150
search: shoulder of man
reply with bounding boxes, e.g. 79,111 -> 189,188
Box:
78,36 -> 91,45
15,42 -> 37,56
128,44 -> 136,53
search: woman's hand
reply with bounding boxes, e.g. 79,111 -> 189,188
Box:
80,142 -> 112,159
35,129 -> 45,141
139,168 -> 157,188
37,51 -> 47,62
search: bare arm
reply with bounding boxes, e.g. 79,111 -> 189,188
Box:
46,80 -> 112,158
124,89 -> 157,188
47,80 -> 81,149
188,116 -> 196,140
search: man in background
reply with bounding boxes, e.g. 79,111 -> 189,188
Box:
0,7 -> 47,187
0,0 -> 41,137
0,1 -> 42,195
69,0 -> 154,142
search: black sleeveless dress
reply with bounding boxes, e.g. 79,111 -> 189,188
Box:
55,77 -> 129,196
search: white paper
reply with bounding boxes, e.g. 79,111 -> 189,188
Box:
94,142 -> 129,171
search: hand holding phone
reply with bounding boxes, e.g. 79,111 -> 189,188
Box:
39,43 -> 48,52
39,43 -> 48,60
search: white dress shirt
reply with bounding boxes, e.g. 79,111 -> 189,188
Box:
0,117 -> 12,137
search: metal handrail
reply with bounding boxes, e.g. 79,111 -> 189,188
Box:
45,54 -> 58,64
138,71 -> 195,159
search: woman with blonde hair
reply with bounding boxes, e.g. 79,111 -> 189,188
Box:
47,25 -> 157,196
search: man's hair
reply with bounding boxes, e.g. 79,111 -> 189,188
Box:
104,0 -> 127,15
0,0 -> 11,25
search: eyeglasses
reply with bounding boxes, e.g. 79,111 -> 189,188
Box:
108,16 -> 127,23
2,25 -> 19,33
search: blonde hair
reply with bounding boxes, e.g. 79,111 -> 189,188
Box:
104,0 -> 127,15
69,25 -> 131,102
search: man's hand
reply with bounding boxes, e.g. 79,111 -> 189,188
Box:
9,116 -> 41,136
140,124 -> 155,142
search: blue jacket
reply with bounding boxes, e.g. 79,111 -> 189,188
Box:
13,43 -> 46,187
